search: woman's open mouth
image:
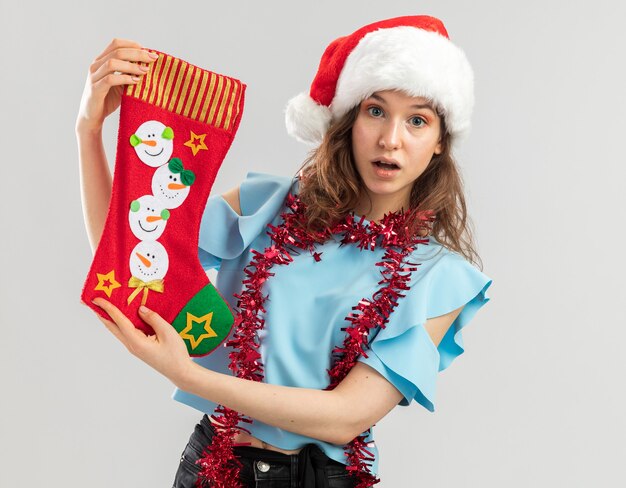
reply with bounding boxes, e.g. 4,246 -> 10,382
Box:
372,160 -> 400,177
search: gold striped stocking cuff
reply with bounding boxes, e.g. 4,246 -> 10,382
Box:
125,49 -> 245,133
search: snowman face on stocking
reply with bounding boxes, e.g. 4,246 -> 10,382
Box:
129,120 -> 174,167
129,241 -> 169,282
152,157 -> 196,209
128,195 -> 171,241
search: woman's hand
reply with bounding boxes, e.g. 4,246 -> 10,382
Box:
92,297 -> 194,388
76,38 -> 158,134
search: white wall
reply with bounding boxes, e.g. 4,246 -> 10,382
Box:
1,0 -> 623,486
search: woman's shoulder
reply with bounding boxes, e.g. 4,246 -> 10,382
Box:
237,171 -> 298,215
198,171 -> 297,261
410,235 -> 476,266
239,170 -> 295,187
407,235 -> 454,269
407,237 -> 490,295
404,236 -> 491,317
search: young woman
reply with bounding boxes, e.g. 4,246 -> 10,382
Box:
77,15 -> 492,487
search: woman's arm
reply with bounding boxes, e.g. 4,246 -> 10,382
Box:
92,297 -> 463,445
76,38 -> 158,253
179,305 -> 464,445
178,355 -> 406,445
77,127 -> 113,253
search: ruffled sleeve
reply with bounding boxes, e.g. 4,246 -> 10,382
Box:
197,171 -> 294,270
356,245 -> 493,411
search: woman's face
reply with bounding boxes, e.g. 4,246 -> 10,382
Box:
351,90 -> 443,216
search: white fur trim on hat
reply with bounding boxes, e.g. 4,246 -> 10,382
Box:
285,92 -> 332,144
331,26 -> 474,141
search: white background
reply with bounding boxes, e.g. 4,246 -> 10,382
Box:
1,0 -> 624,486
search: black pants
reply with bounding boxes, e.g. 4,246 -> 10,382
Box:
172,414 -> 357,487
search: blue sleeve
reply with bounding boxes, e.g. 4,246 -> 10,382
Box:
356,248 -> 493,411
197,171 -> 294,271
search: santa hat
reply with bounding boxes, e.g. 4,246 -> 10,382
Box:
285,15 -> 474,148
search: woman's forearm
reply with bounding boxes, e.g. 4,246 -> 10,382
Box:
178,362 -> 353,445
76,125 -> 112,254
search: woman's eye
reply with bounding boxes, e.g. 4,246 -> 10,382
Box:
367,106 -> 383,117
410,116 -> 426,127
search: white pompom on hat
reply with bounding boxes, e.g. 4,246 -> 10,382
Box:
285,15 -> 475,149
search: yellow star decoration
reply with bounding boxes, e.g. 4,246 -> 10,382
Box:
184,131 -> 208,156
94,270 -> 121,298
179,312 -> 217,350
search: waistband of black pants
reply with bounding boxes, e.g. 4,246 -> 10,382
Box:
234,443 -> 339,488
201,414 -> 347,488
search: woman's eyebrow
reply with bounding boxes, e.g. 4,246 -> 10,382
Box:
410,103 -> 436,112
369,93 -> 388,104
369,93 -> 436,112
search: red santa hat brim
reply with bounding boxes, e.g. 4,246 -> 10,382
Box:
285,18 -> 474,148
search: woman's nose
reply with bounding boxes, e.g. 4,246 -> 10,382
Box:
378,120 -> 402,150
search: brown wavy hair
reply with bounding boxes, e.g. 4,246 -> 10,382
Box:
293,101 -> 482,269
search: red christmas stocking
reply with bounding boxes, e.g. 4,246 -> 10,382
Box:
81,49 -> 245,357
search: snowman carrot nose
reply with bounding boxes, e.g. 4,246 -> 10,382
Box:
146,216 -> 162,222
141,140 -> 157,146
168,183 -> 187,190
136,252 -> 152,267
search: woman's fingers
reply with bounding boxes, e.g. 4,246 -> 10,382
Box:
91,299 -> 191,384
90,48 -> 157,84
97,314 -> 130,348
93,298 -> 148,345
137,306 -> 175,342
91,47 -> 157,74
91,73 -> 137,94
77,39 -> 158,131
93,38 -> 143,62
91,58 -> 149,83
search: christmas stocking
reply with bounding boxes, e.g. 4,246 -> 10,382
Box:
81,49 -> 245,357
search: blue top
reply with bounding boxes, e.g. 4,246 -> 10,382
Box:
172,172 -> 493,475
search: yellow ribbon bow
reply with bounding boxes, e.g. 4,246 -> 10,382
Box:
127,276 -> 164,306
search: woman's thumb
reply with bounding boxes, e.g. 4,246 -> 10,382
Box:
139,306 -> 170,334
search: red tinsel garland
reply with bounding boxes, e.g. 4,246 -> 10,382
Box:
195,193 -> 435,488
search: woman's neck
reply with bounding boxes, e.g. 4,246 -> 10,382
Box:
353,192 -> 411,222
